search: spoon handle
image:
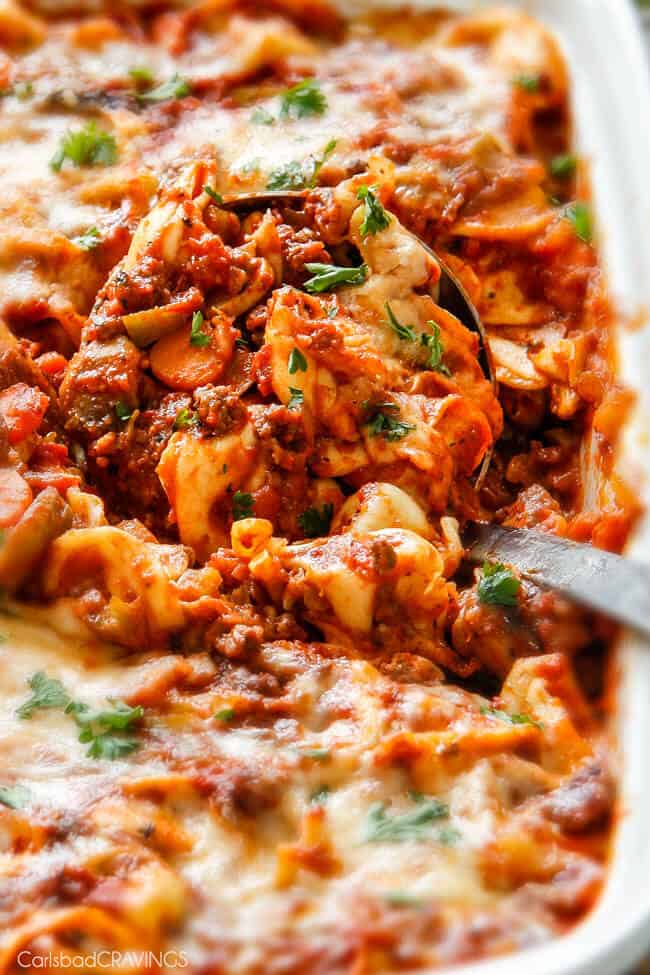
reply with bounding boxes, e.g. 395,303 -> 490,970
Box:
464,523 -> 650,638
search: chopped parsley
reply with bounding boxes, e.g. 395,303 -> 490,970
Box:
365,403 -> 414,442
437,825 -> 462,846
137,73 -> 191,103
477,562 -> 521,607
250,105 -> 275,125
204,185 -> 223,205
421,323 -> 451,376
298,503 -> 334,538
481,706 -> 542,730
189,310 -> 210,348
287,386 -> 304,410
0,785 -> 31,810
50,122 -> 118,172
302,748 -> 330,762
215,708 -> 236,723
66,699 -> 144,760
383,891 -> 425,908
288,347 -> 308,374
308,139 -> 337,186
72,226 -> 101,250
235,335 -> 250,350
512,74 -> 541,93
129,66 -> 155,86
385,303 -> 416,342
173,407 -> 197,430
14,81 -> 34,100
304,262 -> 368,293
364,797 -> 448,843
267,160 -> 307,191
279,78 -> 327,119
356,184 -> 391,237
17,672 -> 70,719
564,201 -> 593,243
550,153 -> 577,179
115,401 -> 133,422
232,491 -> 254,521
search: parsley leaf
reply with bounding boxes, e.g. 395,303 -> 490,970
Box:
364,797 -> 448,843
137,73 -> 191,103
564,202 -> 592,243
512,74 -> 541,93
190,310 -> 210,347
129,66 -> 155,86
215,708 -> 236,722
310,785 -> 331,804
232,491 -> 254,521
364,403 -> 414,442
383,891 -> 425,908
304,262 -> 368,293
287,386 -> 304,410
66,699 -> 143,760
385,302 -> 416,342
480,706 -> 542,730
14,81 -> 34,100
477,562 -> 520,607
550,153 -> 577,179
421,323 -> 451,375
115,401 -> 133,422
17,672 -> 70,719
72,226 -> 101,251
267,160 -> 308,191
204,185 -> 223,205
302,748 -> 330,762
309,138 -> 337,187
356,184 -> 391,237
173,407 -> 197,430
279,78 -> 327,119
50,122 -> 117,172
0,784 -> 31,809
288,347 -> 307,374
298,503 -> 333,538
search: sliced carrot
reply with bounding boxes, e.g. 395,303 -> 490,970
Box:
149,313 -> 237,391
0,468 -> 33,528
0,383 -> 49,445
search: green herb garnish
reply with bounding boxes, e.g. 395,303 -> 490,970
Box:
215,708 -> 236,723
477,562 -> 520,607
364,797 -> 448,843
356,184 -> 391,237
204,185 -> 223,205
513,74 -> 541,93
564,201 -> 593,243
298,503 -> 334,538
302,748 -> 330,762
550,153 -> 577,179
17,672 -> 70,719
115,401 -> 133,422
304,262 -> 368,293
385,303 -> 416,342
365,403 -> 414,442
288,347 -> 308,374
279,78 -> 327,119
421,323 -> 451,375
250,106 -> 275,125
129,66 -> 155,86
190,310 -> 210,348
232,491 -> 254,521
173,408 -> 197,430
287,387 -> 304,410
137,73 -> 191,103
14,81 -> 34,100
383,891 -> 425,908
72,226 -> 101,250
480,706 -> 542,730
310,785 -> 331,804
50,122 -> 117,172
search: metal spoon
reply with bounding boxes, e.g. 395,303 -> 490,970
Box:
222,190 -> 647,635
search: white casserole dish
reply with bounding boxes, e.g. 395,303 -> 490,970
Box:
341,0 -> 650,972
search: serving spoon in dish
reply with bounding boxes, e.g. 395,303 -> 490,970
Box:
222,189 -> 650,638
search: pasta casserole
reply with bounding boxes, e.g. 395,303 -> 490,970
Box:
0,1 -> 638,972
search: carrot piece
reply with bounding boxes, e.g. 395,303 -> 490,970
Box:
149,313 -> 236,391
0,383 -> 49,445
0,468 -> 33,528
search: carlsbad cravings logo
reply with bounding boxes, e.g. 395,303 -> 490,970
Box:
16,951 -> 189,969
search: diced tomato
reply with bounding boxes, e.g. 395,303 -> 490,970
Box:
0,383 -> 49,445
35,352 -> 68,383
0,468 -> 32,528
